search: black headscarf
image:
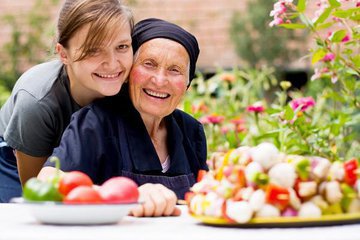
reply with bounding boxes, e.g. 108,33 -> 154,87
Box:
132,18 -> 200,85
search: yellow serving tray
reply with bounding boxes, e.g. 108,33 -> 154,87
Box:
191,212 -> 360,227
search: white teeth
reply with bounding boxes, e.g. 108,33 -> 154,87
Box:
145,89 -> 169,98
96,73 -> 119,78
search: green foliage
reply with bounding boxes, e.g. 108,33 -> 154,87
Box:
229,0 -> 305,68
0,0 -> 59,92
184,0 -> 359,161
0,85 -> 10,107
182,66 -> 359,161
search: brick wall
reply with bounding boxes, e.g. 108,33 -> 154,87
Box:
128,0 -> 244,71
0,0 -> 319,72
0,0 -> 245,72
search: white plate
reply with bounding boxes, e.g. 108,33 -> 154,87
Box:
12,198 -> 138,225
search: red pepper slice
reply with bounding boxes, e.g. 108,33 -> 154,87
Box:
197,169 -> 208,182
265,184 -> 290,210
344,158 -> 358,186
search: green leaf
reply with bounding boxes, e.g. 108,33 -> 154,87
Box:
297,0 -> 306,13
328,0 -> 341,8
311,48 -> 326,65
345,68 -> 359,75
350,14 -> 360,21
182,99 -> 192,114
315,22 -> 335,30
330,123 -> 341,136
314,8 -> 332,26
333,8 -> 360,18
352,55 -> 360,68
279,23 -> 307,29
329,29 -> 347,43
284,105 -> 295,121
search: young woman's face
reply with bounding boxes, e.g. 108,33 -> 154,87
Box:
58,22 -> 133,106
129,38 -> 190,120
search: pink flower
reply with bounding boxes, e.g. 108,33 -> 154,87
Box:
269,17 -> 284,27
322,53 -> 335,62
290,97 -> 316,111
230,117 -> 246,133
235,124 -> 247,133
246,103 -> 265,113
220,73 -> 236,83
341,34 -> 350,42
200,114 -> 225,125
191,102 -> 209,114
221,126 -> 230,135
269,1 -> 293,27
313,0 -> 329,22
230,116 -> 245,125
270,2 -> 287,17
311,67 -> 329,81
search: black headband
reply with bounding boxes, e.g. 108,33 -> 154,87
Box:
132,18 -> 200,85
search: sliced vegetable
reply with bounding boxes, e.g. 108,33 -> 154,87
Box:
295,158 -> 310,181
265,184 -> 290,210
344,159 -> 358,186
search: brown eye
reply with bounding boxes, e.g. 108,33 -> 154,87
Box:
117,44 -> 130,51
87,48 -> 101,56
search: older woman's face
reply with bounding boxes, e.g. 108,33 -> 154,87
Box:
129,38 -> 190,119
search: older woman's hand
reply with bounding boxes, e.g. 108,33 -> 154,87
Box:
130,183 -> 181,217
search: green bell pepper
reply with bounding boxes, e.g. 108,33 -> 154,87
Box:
23,178 -> 63,202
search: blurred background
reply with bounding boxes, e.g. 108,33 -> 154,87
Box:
1,0 -> 358,159
0,0 -> 315,100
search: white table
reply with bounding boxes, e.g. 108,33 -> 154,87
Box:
0,204 -> 359,240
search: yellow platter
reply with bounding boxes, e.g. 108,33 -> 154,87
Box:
191,212 -> 360,227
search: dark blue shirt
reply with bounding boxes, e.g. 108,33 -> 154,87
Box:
44,86 -> 208,198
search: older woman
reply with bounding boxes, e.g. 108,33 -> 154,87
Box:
39,18 -> 208,217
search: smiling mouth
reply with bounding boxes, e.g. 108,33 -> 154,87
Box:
94,72 -> 121,79
144,89 -> 170,99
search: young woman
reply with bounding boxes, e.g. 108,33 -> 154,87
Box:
0,0 -> 134,202
39,18 -> 208,217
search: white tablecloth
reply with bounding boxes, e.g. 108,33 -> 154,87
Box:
0,204 -> 359,240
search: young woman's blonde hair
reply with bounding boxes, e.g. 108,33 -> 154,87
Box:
57,0 -> 133,61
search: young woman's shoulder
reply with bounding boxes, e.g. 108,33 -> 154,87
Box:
12,60 -> 63,100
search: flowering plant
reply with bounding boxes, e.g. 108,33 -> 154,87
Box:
182,0 -> 359,162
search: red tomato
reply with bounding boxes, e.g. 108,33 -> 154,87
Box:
265,184 -> 290,210
59,171 -> 93,196
99,177 -> 139,203
64,186 -> 103,204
